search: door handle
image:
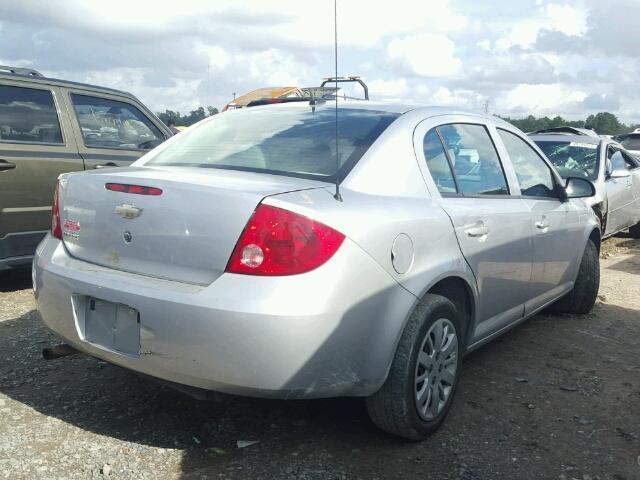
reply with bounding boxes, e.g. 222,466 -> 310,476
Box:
465,221 -> 489,238
0,160 -> 16,171
95,162 -> 118,169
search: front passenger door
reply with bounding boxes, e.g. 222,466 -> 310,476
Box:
497,129 -> 582,313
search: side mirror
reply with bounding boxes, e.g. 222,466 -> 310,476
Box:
565,177 -> 596,199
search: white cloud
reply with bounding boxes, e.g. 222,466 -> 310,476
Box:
495,2 -> 587,51
544,3 -> 587,37
387,33 -> 462,77
503,83 -> 587,113
367,78 -> 408,98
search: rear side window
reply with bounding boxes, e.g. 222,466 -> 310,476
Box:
147,105 -> 399,182
499,129 -> 557,198
71,94 -> 164,150
437,124 -> 509,195
423,128 -> 456,193
0,85 -> 63,144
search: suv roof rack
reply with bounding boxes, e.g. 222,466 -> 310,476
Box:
530,126 -> 598,137
0,65 -> 43,77
320,76 -> 369,100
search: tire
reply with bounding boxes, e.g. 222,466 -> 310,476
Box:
629,222 -> 640,238
551,239 -> 599,314
366,294 -> 463,440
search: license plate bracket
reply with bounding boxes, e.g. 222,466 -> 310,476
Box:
84,297 -> 140,357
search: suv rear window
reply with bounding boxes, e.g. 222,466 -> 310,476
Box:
146,104 -> 399,181
614,134 -> 640,152
0,85 -> 63,145
534,140 -> 599,180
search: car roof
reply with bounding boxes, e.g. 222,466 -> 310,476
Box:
528,133 -> 602,145
233,99 -> 505,123
0,70 -> 135,99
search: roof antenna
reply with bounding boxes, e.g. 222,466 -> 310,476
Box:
333,0 -> 342,202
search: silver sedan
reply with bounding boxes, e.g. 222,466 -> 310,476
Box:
34,102 -> 600,439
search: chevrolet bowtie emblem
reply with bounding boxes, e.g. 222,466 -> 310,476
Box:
114,204 -> 142,219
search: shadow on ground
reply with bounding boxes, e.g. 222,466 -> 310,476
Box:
1,296 -> 638,479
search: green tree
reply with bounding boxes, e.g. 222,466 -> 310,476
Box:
156,105 -> 219,127
584,112 -> 625,135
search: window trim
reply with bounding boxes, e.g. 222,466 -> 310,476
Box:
433,122 -> 512,197
497,127 -> 564,201
70,93 -> 164,152
0,84 -> 66,147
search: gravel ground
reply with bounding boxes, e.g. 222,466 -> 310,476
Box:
0,236 -> 639,480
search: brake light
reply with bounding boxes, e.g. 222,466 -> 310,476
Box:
226,204 -> 345,276
105,183 -> 162,195
51,181 -> 62,239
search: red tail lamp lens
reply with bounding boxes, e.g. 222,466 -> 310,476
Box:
51,181 -> 62,239
105,183 -> 162,195
226,204 -> 345,276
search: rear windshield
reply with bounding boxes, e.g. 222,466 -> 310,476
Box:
615,134 -> 640,151
146,104 -> 399,182
534,140 -> 599,180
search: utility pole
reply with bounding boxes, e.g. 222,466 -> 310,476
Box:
483,99 -> 490,114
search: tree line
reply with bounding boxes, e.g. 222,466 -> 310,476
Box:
157,107 -> 637,136
500,112 -> 639,136
156,106 -> 218,127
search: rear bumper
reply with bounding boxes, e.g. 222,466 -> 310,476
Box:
34,235 -> 416,398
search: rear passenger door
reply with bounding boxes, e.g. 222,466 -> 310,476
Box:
496,128 -> 582,313
63,90 -> 168,169
418,120 -> 533,341
0,82 -> 83,262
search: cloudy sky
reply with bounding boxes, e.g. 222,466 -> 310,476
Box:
2,0 -> 639,121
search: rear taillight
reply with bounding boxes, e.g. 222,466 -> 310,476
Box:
51,181 -> 62,239
226,204 -> 345,276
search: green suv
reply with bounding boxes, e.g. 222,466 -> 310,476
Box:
0,65 -> 173,271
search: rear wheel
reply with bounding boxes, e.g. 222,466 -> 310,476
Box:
629,222 -> 640,238
366,294 -> 462,440
550,239 -> 599,314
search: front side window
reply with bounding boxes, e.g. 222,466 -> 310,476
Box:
423,128 -> 457,194
535,140 -> 599,180
437,124 -> 509,195
71,94 -> 164,150
147,105 -> 399,182
0,85 -> 63,144
500,130 -> 557,198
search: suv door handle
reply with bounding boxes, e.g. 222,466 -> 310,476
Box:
0,160 -> 16,171
95,162 -> 118,169
465,221 -> 489,238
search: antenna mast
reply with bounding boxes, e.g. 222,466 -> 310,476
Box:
333,0 -> 342,201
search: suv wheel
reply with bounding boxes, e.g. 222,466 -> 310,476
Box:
366,294 -> 462,440
550,239 -> 599,314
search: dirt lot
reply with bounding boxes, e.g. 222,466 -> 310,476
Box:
0,237 -> 639,480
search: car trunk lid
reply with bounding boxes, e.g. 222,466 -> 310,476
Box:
59,166 -> 326,284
